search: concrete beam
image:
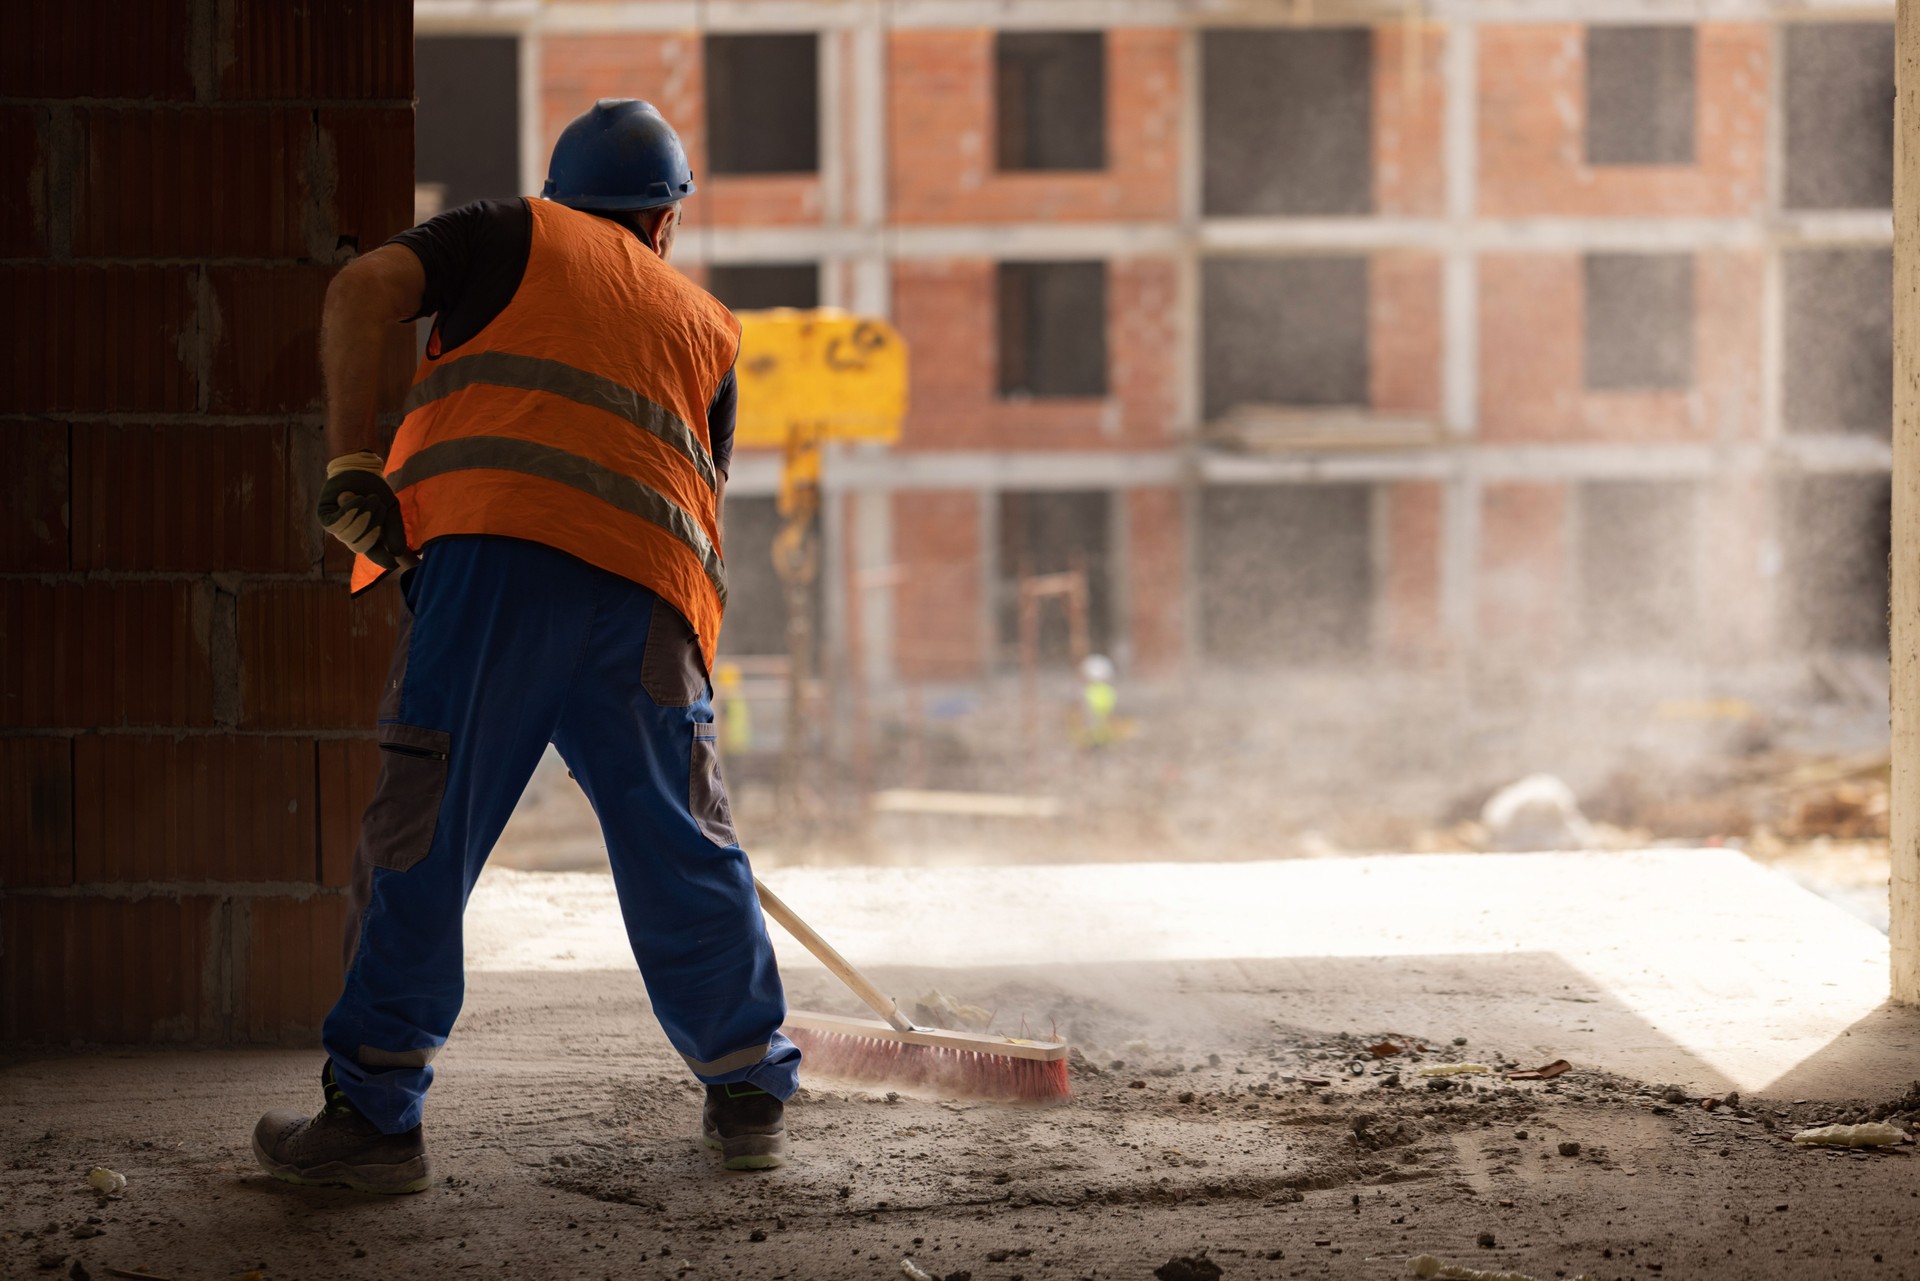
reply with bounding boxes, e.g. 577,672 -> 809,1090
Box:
1890,0 -> 1919,1004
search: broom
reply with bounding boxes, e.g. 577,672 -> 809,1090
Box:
755,877 -> 1070,1103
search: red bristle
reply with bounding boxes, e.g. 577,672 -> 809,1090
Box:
782,1027 -> 1071,1103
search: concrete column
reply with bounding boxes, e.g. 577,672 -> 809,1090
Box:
1891,0 -> 1920,1002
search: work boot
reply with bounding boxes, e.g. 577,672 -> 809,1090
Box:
700,1082 -> 787,1170
252,1062 -> 432,1195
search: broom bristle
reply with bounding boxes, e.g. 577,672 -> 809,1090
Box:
785,1025 -> 1072,1103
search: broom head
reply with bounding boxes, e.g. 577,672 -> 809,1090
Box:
783,1008 -> 1070,1103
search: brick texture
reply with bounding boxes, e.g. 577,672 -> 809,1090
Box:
1,896 -> 220,1043
892,491 -> 982,681
0,422 -> 71,573
0,267 -> 199,414
0,580 -> 215,730
892,257 -> 1179,451
317,737 -> 381,887
317,107 -> 418,253
73,734 -> 315,883
1,0 -> 193,100
1478,24 -> 1768,218
1375,26 -> 1447,217
0,737 -> 74,888
237,583 -> 404,729
240,893 -> 349,1039
72,423 -> 307,572
1383,481 -> 1444,661
1125,487 -> 1185,674
1479,482 -> 1568,658
208,265 -> 334,414
0,107 -> 49,258
73,108 -> 313,258
1370,252 -> 1443,416
218,0 -> 412,102
887,29 -> 1181,224
1478,249 -> 1763,442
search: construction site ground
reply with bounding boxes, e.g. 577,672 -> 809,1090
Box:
8,849 -> 1920,1281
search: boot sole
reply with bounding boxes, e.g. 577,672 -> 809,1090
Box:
252,1133 -> 432,1195
701,1127 -> 788,1171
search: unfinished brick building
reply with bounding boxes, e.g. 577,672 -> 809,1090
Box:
414,0 -> 1894,699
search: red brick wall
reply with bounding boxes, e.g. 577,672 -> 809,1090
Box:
542,32 -> 823,228
1478,23 -> 1768,218
1125,487 -> 1186,674
1383,481 -> 1444,661
887,29 -> 1181,224
892,491 -> 983,681
891,257 -> 1179,451
1370,252 -> 1444,416
1,0 -> 413,1045
1479,482 -> 1568,660
1375,27 -> 1447,218
1478,249 -> 1762,442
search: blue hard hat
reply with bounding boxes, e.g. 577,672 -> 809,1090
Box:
542,98 -> 696,211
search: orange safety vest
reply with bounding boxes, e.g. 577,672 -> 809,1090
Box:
350,198 -> 741,669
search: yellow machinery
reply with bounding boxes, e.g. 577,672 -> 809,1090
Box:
731,309 -> 907,804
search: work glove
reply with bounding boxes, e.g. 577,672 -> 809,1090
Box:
317,450 -> 411,570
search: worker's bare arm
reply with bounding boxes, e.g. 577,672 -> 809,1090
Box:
321,245 -> 427,458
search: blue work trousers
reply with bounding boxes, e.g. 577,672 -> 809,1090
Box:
322,536 -> 799,1134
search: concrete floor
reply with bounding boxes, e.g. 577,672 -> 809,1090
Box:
8,848 -> 1920,1281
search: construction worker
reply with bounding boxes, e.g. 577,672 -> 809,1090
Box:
1079,653 -> 1118,748
251,100 -> 799,1194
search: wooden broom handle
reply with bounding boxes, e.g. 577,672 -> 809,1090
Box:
754,877 -> 915,1033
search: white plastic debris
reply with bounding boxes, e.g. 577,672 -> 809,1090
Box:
1415,1063 -> 1493,1077
900,1260 -> 937,1281
1791,1121 -> 1905,1148
1481,774 -> 1594,852
1410,1254 -> 1596,1281
87,1166 -> 126,1195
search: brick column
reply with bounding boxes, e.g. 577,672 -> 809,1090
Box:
1,0 -> 414,1043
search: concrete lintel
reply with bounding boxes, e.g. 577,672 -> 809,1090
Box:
1771,433 -> 1896,473
822,450 -> 1185,493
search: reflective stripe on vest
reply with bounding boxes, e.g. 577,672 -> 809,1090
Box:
404,350 -> 719,494
391,435 -> 727,606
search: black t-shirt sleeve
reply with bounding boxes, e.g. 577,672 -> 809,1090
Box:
385,198 -> 532,354
708,366 -> 738,479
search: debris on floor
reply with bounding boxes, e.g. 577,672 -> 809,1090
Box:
1409,1254 -> 1595,1281
1505,1060 -> 1571,1081
1481,774 -> 1595,852
1154,1256 -> 1223,1281
83,1169 -> 124,1196
1790,1121 -> 1906,1148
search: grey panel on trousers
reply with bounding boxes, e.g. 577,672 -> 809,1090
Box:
1202,28 -> 1373,217
707,263 -> 821,311
1198,483 -> 1374,665
995,489 -> 1113,661
996,32 -> 1106,172
1583,253 -> 1694,392
1783,248 -> 1892,435
1577,480 -> 1697,655
1586,26 -> 1695,166
706,34 -> 819,174
1776,474 -> 1891,652
999,261 -> 1107,398
1784,23 -> 1894,211
416,37 -> 520,212
1201,256 -> 1368,418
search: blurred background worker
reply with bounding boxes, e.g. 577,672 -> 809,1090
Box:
253,98 -> 799,1195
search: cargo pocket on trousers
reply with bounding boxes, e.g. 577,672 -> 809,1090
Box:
690,722 -> 737,847
361,723 -> 452,873
640,602 -> 703,708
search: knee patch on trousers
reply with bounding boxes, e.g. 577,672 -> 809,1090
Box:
362,723 -> 452,872
691,722 -> 737,846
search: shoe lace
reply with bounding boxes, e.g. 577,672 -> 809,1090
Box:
321,1061 -> 359,1118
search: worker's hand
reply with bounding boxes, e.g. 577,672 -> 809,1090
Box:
317,450 -> 411,570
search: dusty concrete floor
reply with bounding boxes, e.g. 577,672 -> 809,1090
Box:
9,851 -> 1920,1281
